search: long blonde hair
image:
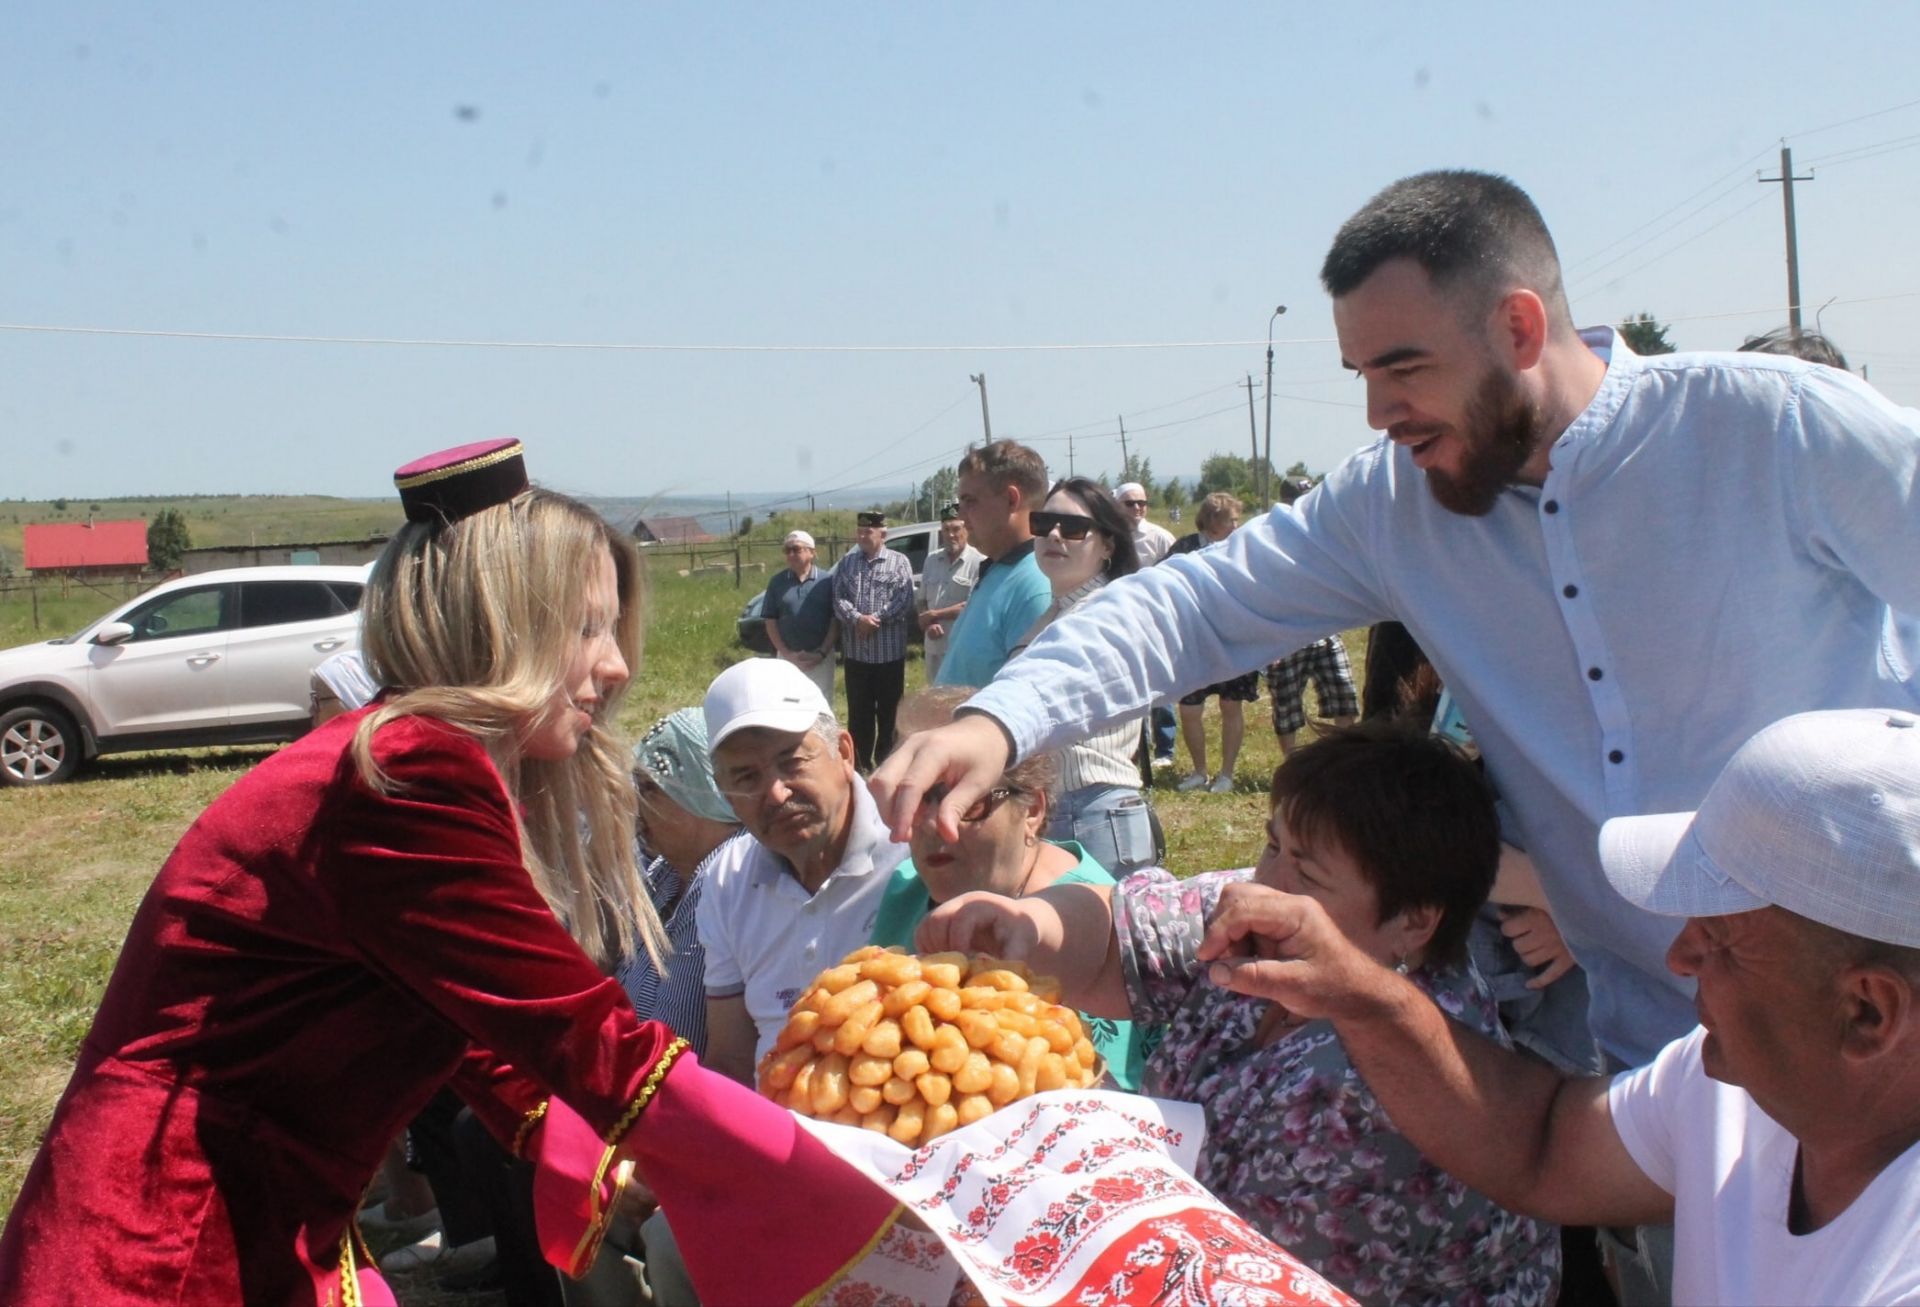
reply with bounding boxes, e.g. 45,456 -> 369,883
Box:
353,488 -> 665,972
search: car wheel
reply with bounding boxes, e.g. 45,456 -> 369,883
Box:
0,704 -> 83,786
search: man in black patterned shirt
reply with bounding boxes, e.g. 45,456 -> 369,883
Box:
832,510 -> 915,771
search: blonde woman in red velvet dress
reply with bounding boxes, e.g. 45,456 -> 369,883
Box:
0,442 -> 892,1307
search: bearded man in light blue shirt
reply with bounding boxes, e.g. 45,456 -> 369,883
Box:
876,168 -> 1920,1079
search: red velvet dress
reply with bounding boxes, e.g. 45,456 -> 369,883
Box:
0,710 -> 680,1306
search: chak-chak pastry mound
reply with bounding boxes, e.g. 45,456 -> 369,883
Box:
757,945 -> 1103,1145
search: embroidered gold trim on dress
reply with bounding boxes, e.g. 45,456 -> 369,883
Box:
562,1037 -> 690,1277
601,1036 -> 688,1152
794,1205 -> 906,1307
513,1099 -> 550,1158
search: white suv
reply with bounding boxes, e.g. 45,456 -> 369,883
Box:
0,565 -> 367,786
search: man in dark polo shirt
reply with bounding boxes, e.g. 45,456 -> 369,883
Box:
762,529 -> 838,699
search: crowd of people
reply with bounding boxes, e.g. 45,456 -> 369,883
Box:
2,166 -> 1918,1307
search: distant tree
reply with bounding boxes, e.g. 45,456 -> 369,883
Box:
1159,478 -> 1186,509
1119,453 -> 1155,501
147,508 -> 192,571
737,514 -> 754,536
89,503 -> 101,514
52,498 -> 68,512
1619,312 -> 1676,356
1195,453 -> 1278,501
1285,460 -> 1313,480
924,467 -> 958,516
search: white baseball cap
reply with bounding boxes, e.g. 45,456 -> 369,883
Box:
1600,708 -> 1920,947
1116,482 -> 1148,503
783,530 -> 816,549
703,658 -> 832,753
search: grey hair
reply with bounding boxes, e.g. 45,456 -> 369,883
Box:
810,712 -> 844,749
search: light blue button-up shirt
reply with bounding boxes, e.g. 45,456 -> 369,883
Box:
970,329 -> 1920,1067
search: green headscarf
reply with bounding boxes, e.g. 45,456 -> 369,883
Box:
633,708 -> 738,825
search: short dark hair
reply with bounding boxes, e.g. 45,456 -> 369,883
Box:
1739,326 -> 1850,370
1044,477 -> 1140,581
1268,719 -> 1498,968
1320,170 -> 1570,326
956,439 -> 1049,505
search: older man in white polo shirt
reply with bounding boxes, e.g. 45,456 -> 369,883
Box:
695,658 -> 909,1087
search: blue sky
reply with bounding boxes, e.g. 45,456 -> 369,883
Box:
6,3 -> 1919,502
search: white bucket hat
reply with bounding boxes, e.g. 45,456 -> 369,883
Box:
1600,708 -> 1920,947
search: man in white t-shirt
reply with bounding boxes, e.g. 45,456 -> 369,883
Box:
1182,707 -> 1920,1305
696,658 -> 908,1085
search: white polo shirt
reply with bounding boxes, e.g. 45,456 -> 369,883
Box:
695,779 -> 907,1065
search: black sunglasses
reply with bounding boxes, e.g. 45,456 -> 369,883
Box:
1120,498 -> 1148,509
1029,510 -> 1098,542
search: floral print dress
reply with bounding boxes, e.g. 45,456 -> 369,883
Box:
1112,867 -> 1560,1307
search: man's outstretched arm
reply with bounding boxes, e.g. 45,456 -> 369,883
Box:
1199,881 -> 1674,1229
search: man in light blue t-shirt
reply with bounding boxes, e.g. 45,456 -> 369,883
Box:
936,439 -> 1052,689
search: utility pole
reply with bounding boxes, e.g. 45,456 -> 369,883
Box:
1239,374 -> 1260,487
1117,416 -> 1129,475
1067,430 -> 1076,477
1759,145 -> 1814,338
1262,305 -> 1287,507
969,373 -> 993,444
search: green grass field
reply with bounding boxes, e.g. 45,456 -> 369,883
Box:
0,536 -> 1360,1232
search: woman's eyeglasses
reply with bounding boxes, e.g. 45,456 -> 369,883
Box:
1029,510 -> 1098,542
921,781 -> 1025,824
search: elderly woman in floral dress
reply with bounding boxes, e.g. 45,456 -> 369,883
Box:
919,721 -> 1559,1307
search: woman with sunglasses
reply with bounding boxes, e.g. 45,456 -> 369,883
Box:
866,686 -> 1145,1088
1013,477 -> 1158,877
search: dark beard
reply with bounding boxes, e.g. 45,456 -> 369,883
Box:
1425,368 -> 1541,517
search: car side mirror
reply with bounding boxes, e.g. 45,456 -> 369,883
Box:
93,621 -> 135,647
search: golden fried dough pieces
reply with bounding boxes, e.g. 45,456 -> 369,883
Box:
757,945 -> 1101,1144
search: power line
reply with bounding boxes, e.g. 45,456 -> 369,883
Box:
1804,134 -> 1920,171
1004,380 -> 1246,443
1567,172 -> 1761,292
1802,129 -> 1920,167
1660,289 -> 1920,327
1572,193 -> 1772,296
1790,95 -> 1920,142
1561,146 -> 1775,276
0,321 -> 1335,355
1563,94 -> 1920,288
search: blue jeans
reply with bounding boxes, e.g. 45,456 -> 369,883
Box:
1047,784 -> 1157,876
1149,705 -> 1177,760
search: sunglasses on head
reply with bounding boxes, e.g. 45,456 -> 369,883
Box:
1028,510 -> 1098,542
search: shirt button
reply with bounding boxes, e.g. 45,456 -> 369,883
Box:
1588,667 -> 1604,681
1562,584 -> 1579,599
1544,500 -> 1560,514
1608,749 -> 1625,764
